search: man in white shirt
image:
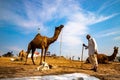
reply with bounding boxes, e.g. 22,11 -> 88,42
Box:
83,34 -> 98,72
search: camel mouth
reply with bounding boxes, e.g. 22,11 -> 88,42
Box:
55,25 -> 64,29
60,25 -> 64,28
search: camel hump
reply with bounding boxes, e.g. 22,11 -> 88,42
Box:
36,33 -> 41,36
34,33 -> 41,38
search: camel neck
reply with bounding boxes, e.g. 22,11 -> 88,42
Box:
48,29 -> 61,44
110,51 -> 117,57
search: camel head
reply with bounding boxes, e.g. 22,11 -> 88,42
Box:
114,46 -> 119,54
55,25 -> 64,32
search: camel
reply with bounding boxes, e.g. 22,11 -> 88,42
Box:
86,46 -> 119,64
25,25 -> 64,65
19,50 -> 27,61
19,50 -> 39,61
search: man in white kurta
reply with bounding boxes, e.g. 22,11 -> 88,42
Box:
83,34 -> 98,72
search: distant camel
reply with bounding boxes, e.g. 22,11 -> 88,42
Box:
86,46 -> 119,64
19,50 -> 27,61
25,25 -> 64,65
19,50 -> 39,61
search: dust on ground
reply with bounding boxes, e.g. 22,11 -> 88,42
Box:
0,56 -> 120,80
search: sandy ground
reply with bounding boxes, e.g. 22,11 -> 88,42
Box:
0,56 -> 120,80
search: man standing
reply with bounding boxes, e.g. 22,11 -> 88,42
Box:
83,34 -> 98,72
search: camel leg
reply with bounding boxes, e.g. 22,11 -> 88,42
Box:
25,54 -> 29,65
25,43 -> 31,65
31,49 -> 36,65
40,49 -> 44,65
24,49 -> 30,64
44,47 -> 48,62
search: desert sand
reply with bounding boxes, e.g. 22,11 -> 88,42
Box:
0,56 -> 120,80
